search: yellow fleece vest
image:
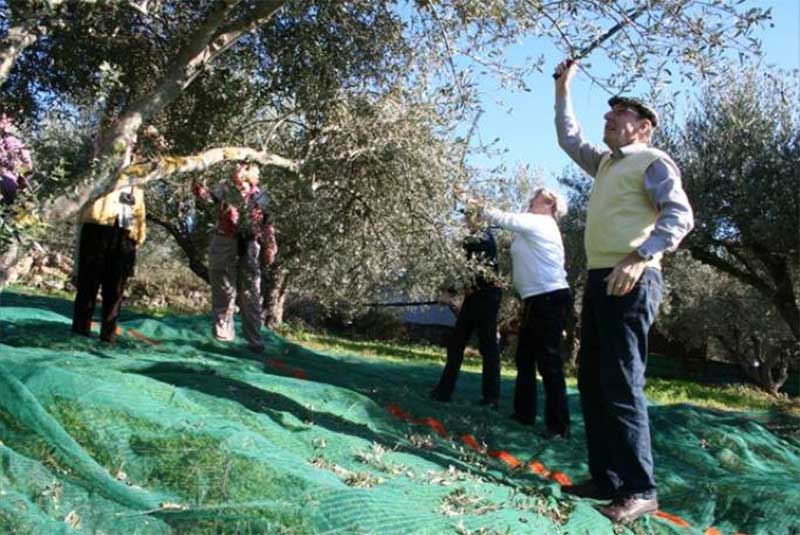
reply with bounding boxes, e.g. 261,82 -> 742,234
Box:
585,148 -> 662,269
80,185 -> 147,246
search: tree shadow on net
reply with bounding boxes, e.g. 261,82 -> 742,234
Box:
132,362 -> 478,474
0,289 -> 150,322
0,319 -> 119,360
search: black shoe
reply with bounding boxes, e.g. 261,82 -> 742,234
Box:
563,479 -> 616,500
99,331 -> 115,343
100,324 -> 118,343
475,398 -> 499,410
508,413 -> 534,426
429,388 -> 451,403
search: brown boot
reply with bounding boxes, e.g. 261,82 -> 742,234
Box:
598,496 -> 658,523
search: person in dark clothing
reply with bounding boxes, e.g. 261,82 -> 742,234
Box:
71,185 -> 146,342
430,214 -> 503,408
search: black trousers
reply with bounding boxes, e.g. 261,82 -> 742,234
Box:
71,223 -> 137,342
513,288 -> 572,434
434,287 -> 502,402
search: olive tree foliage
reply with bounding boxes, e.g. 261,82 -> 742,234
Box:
274,94 -> 462,312
660,251 -> 795,395
2,0 -> 291,225
0,0 -> 773,319
146,91 -> 464,324
662,67 -> 799,352
0,0 -> 772,214
134,3 -> 470,322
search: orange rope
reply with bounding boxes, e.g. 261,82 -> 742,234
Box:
127,328 -> 160,346
654,510 -> 691,528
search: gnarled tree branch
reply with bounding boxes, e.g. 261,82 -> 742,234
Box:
117,146 -> 300,189
42,0 -> 288,222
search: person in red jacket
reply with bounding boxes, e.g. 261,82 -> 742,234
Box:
194,163 -> 277,353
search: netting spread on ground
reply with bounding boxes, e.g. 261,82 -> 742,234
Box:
0,290 -> 799,535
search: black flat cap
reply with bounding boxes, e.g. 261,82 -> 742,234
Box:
608,96 -> 659,127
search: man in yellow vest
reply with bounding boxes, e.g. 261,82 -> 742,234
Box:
553,60 -> 694,523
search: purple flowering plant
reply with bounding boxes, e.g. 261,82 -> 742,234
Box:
0,114 -> 35,249
0,114 -> 33,204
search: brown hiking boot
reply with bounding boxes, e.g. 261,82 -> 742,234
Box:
598,496 -> 658,523
562,479 -> 616,500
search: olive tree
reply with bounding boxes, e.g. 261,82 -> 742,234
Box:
659,251 -> 796,395
0,0 -> 772,221
0,0 -> 775,325
665,66 -> 799,356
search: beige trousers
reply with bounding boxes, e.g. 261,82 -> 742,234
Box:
208,235 -> 263,347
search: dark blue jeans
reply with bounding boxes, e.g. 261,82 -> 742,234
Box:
513,288 -> 572,435
435,287 -> 502,402
577,267 -> 662,499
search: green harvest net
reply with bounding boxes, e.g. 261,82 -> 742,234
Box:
0,289 -> 798,535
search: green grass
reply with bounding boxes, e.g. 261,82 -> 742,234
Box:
643,377 -> 799,414
3,283 -> 74,303
280,325 -> 800,416
277,324 -> 509,376
279,325 -> 460,363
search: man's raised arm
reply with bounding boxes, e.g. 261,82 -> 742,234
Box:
554,60 -> 605,178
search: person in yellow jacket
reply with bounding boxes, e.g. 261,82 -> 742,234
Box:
71,184 -> 146,342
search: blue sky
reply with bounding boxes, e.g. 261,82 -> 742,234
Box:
467,0 -> 799,192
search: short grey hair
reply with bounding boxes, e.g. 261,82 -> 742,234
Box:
533,187 -> 568,220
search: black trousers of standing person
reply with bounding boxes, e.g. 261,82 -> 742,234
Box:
512,288 -> 572,437
71,222 -> 137,342
432,287 -> 502,404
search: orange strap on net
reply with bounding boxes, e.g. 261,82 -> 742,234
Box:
380,403 -> 748,533
386,405 -> 558,480
459,434 -> 484,453
415,417 -> 448,438
267,359 -> 289,370
487,449 -> 522,469
547,471 -> 571,486
89,322 -> 123,336
654,510 -> 691,528
127,328 -> 161,346
386,404 -> 413,421
528,460 -> 548,476
291,369 -> 307,380
90,322 -> 160,345
265,359 -> 307,380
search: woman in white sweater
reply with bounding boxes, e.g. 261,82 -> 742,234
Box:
478,187 -> 573,438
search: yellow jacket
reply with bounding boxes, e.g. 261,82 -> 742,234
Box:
79,185 -> 146,245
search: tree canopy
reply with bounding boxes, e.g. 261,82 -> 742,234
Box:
0,0 -> 778,322
666,67 -> 799,343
